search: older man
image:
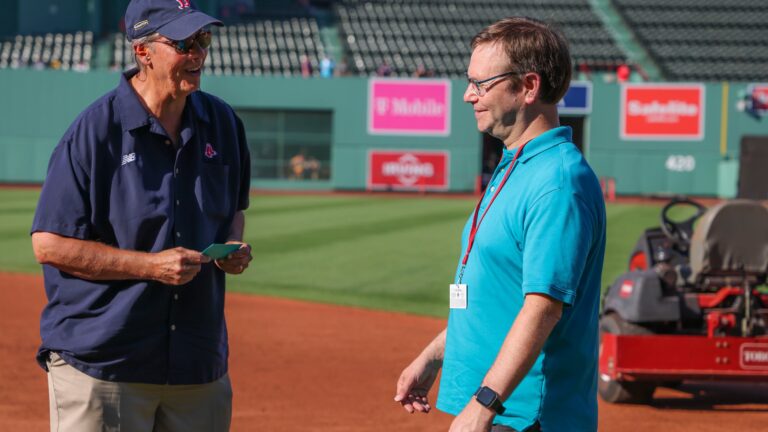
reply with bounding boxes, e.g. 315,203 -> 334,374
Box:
395,17 -> 606,432
30,0 -> 251,430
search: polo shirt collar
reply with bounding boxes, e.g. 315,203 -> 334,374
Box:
116,68 -> 210,133
504,126 -> 572,164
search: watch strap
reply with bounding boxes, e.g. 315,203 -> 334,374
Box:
473,385 -> 506,414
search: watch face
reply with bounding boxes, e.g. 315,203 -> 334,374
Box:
476,386 -> 497,406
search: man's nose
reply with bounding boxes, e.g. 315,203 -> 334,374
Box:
463,83 -> 478,103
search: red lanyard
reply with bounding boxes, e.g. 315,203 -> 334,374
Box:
458,141 -> 528,282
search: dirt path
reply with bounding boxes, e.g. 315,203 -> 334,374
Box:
1,273 -> 766,431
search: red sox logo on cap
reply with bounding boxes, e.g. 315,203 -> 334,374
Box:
176,0 -> 191,10
204,143 -> 218,159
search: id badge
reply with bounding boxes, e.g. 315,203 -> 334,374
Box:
449,284 -> 467,309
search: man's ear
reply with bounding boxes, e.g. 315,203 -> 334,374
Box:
522,72 -> 542,104
134,43 -> 151,66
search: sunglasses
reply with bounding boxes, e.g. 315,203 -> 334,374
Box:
154,30 -> 212,54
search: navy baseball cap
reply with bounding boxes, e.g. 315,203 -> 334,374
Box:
125,0 -> 223,41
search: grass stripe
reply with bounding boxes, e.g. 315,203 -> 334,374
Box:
0,189 -> 666,316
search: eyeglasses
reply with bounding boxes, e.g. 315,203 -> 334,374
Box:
153,30 -> 212,55
467,71 -> 517,97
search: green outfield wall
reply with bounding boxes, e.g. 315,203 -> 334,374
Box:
0,68 -> 765,196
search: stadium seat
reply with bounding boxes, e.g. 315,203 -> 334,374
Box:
613,0 -> 768,81
335,0 -> 627,77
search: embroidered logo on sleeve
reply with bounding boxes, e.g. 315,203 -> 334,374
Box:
204,143 -> 218,159
121,153 -> 136,166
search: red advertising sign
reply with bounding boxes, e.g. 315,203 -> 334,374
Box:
621,84 -> 705,140
740,343 -> 768,370
367,150 -> 449,191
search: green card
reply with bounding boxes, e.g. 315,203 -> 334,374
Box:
201,243 -> 242,260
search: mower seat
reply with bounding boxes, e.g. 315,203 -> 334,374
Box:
689,200 -> 768,284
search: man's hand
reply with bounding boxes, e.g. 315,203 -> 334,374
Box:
152,247 -> 211,285
214,241 -> 252,275
449,400 -> 495,432
394,355 -> 441,414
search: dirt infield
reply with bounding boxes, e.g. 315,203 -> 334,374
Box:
1,273 -> 767,431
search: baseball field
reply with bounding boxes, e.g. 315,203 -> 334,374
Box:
1,188 -> 766,431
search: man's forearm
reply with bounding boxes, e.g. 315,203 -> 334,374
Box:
420,328 -> 447,367
482,294 -> 563,400
227,211 -> 245,242
32,232 -> 155,281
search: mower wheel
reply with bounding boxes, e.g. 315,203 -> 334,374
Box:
598,313 -> 657,404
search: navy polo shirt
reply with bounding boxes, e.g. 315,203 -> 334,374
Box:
31,68 -> 251,385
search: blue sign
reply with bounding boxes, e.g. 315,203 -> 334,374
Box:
558,81 -> 592,115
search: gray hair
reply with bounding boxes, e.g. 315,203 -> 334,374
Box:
130,32 -> 160,70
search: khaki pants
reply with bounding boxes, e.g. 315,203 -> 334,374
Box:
47,352 -> 232,432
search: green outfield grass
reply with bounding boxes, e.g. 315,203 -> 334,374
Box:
0,189 -> 666,317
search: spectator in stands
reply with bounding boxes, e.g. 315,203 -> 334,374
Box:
335,57 -> 349,76
320,55 -> 335,78
300,53 -> 313,77
395,16 -> 605,432
376,60 -> 392,77
413,63 -> 433,78
30,0 -> 252,430
616,64 -> 631,83
577,61 -> 591,80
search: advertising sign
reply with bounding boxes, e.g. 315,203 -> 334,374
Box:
368,79 -> 451,135
621,84 -> 705,140
558,81 -> 592,115
367,150 -> 449,191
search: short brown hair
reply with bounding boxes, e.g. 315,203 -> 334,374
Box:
471,17 -> 572,104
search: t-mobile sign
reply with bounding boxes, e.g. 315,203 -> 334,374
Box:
621,84 -> 705,140
368,79 -> 451,135
367,150 -> 449,191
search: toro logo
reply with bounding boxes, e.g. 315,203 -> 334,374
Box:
368,79 -> 451,136
621,84 -> 704,140
368,150 -> 449,191
740,343 -> 768,370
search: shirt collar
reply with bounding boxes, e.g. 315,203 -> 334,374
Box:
499,126 -> 573,165
116,68 -> 210,133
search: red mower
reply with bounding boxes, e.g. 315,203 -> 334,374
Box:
599,198 -> 768,403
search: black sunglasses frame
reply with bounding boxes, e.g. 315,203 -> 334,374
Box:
154,30 -> 212,55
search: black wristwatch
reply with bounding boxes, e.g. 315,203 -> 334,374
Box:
473,386 -> 505,414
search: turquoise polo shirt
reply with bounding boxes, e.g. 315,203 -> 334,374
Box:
436,126 -> 606,431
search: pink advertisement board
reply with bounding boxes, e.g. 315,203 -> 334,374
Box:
368,79 -> 451,136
